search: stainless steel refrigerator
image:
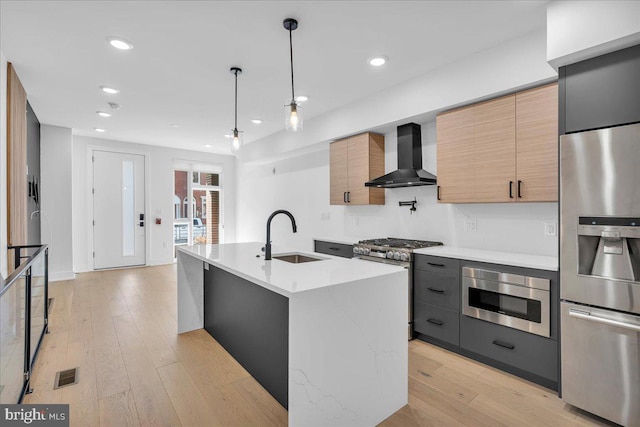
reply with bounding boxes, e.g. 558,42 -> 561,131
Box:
560,122 -> 640,427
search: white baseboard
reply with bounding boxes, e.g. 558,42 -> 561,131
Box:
74,264 -> 92,273
148,258 -> 176,266
49,271 -> 76,282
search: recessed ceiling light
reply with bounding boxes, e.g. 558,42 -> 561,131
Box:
100,86 -> 120,94
251,119 -> 263,124
108,102 -> 120,110
224,134 -> 232,138
204,144 -> 212,148
368,56 -> 387,67
295,95 -> 308,103
106,37 -> 134,50
93,128 -> 106,133
96,111 -> 111,118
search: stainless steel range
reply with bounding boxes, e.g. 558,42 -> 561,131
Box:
353,238 -> 443,339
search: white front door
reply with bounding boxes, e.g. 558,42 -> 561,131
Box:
93,150 -> 146,269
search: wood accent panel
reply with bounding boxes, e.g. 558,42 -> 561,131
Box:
367,132 -> 385,205
7,63 -> 28,269
329,140 -> 348,205
436,106 -> 475,203
24,266 -> 607,427
474,95 -> 516,203
516,82 -> 559,202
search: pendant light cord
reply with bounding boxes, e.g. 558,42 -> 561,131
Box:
234,70 -> 238,130
289,27 -> 295,101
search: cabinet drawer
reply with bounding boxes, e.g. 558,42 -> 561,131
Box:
414,255 -> 459,275
460,315 -> 557,382
414,302 -> 459,346
314,240 -> 353,259
414,269 -> 460,310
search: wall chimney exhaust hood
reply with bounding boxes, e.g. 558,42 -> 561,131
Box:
365,122 -> 436,188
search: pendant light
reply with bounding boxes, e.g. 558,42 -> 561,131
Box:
283,18 -> 302,131
230,67 -> 243,151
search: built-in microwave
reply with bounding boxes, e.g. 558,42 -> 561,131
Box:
462,267 -> 550,337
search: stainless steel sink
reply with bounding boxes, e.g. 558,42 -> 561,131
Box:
272,253 -> 323,264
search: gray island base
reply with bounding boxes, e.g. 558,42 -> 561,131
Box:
177,242 -> 408,427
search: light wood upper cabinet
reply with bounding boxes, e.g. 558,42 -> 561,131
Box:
436,82 -> 558,204
329,139 -> 349,205
516,83 -> 559,202
474,95 -> 516,203
330,132 -> 385,205
436,106 -> 475,203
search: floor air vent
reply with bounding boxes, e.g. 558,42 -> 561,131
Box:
54,368 -> 78,390
47,298 -> 54,313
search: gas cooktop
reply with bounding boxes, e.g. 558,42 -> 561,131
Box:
356,238 -> 443,250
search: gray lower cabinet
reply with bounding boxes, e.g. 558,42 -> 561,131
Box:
414,301 -> 460,346
460,315 -> 557,387
413,254 -> 461,346
413,254 -> 558,390
314,240 -> 353,258
204,264 -> 289,408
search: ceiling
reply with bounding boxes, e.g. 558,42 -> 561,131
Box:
0,1 -> 548,155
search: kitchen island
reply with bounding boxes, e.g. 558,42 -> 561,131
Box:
177,242 -> 408,427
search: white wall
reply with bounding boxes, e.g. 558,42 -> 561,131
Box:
41,125 -> 74,281
236,28 -> 559,257
239,27 -> 556,164
72,135 -> 236,272
237,121 -> 558,257
547,0 -> 640,68
0,52 -> 8,278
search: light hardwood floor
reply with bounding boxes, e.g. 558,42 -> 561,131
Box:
25,265 -> 612,427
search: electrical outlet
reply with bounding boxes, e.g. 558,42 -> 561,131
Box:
320,212 -> 330,220
464,219 -> 477,232
544,222 -> 557,237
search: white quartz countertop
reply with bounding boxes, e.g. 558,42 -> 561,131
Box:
177,242 -> 406,297
413,246 -> 558,271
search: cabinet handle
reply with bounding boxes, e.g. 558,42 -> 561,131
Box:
492,340 -> 515,350
437,185 -> 441,201
328,247 -> 341,251
427,318 -> 444,326
427,287 -> 445,294
427,262 -> 445,267
509,181 -> 514,199
343,192 -> 347,203
517,180 -> 522,198
347,192 -> 351,203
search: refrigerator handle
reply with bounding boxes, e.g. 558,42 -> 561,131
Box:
569,309 -> 640,332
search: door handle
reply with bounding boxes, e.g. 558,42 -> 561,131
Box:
569,309 -> 640,332
517,180 -> 522,198
509,181 -> 514,199
492,340 -> 515,350
427,318 -> 444,326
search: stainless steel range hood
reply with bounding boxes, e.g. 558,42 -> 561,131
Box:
365,123 -> 436,188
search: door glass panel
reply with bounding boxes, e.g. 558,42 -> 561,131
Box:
173,170 -> 188,246
122,160 -> 135,256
